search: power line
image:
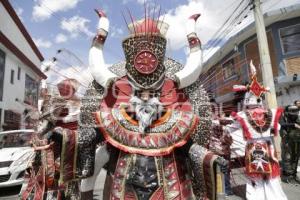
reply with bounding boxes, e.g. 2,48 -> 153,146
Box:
203,0 -> 252,59
204,0 -> 245,49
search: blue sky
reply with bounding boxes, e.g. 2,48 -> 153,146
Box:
10,0 -> 188,65
9,0 -> 300,74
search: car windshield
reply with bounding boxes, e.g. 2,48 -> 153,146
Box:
0,132 -> 34,148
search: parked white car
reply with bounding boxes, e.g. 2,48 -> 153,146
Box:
0,129 -> 35,188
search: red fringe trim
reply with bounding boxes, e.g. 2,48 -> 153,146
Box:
273,108 -> 283,136
231,112 -> 252,140
94,112 -> 199,156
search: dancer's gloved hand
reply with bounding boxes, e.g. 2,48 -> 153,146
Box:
215,156 -> 229,173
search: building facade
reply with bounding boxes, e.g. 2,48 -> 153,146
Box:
202,4 -> 300,114
0,0 -> 46,130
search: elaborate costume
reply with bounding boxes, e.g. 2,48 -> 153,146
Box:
75,9 -> 226,200
280,101 -> 300,183
22,79 -> 81,200
209,117 -> 233,195
23,8 -> 227,200
229,61 -> 287,200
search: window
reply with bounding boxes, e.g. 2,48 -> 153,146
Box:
10,69 -> 14,84
280,24 -> 300,54
24,74 -> 38,107
17,67 -> 21,80
222,59 -> 236,80
3,110 -> 21,130
0,49 -> 5,101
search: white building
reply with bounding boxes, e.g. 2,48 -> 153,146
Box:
0,0 -> 46,130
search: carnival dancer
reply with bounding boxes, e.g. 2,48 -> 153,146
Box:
74,8 -> 228,200
280,100 -> 300,184
229,61 -> 287,200
22,78 -> 81,200
210,114 -> 233,196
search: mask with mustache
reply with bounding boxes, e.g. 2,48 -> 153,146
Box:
129,95 -> 164,134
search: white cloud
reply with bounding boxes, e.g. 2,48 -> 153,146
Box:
55,33 -> 68,43
16,7 -> 23,16
33,38 -> 52,48
111,26 -> 124,38
164,0 -> 237,52
15,7 -> 24,21
122,0 -> 151,5
137,0 -> 146,4
60,15 -> 93,38
32,0 -> 81,22
164,0 -> 300,61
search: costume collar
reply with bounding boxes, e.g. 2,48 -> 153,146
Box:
94,109 -> 199,156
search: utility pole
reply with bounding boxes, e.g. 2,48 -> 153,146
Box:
252,0 -> 281,160
252,0 -> 278,108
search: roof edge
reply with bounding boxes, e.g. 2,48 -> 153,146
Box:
0,31 -> 47,79
1,0 -> 44,62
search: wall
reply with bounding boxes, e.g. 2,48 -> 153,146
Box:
271,17 -> 300,106
0,2 -> 43,130
0,44 -> 40,130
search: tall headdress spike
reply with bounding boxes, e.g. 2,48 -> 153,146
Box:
126,7 -> 137,35
155,5 -> 161,31
121,10 -> 131,33
151,4 -> 157,37
144,0 -> 147,36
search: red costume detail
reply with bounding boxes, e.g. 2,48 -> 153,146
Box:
59,129 -> 78,184
203,152 -> 217,200
248,76 -> 267,97
188,37 -> 201,49
134,50 -> 158,74
135,19 -> 160,34
245,142 -> 280,180
21,167 -> 45,200
231,112 -> 252,140
273,107 -> 283,136
56,121 -> 78,130
94,9 -> 107,18
248,108 -> 268,127
100,77 -> 193,112
94,109 -> 199,156
189,13 -> 201,21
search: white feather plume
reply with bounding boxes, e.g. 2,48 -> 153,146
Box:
250,60 -> 257,76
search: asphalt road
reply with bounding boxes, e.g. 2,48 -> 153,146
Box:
1,169 -> 300,200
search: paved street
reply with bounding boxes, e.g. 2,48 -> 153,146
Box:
227,168 -> 300,200
1,169 -> 300,200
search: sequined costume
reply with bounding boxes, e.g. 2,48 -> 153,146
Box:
74,9 -> 226,200
22,79 -> 81,200
23,8 -> 227,200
